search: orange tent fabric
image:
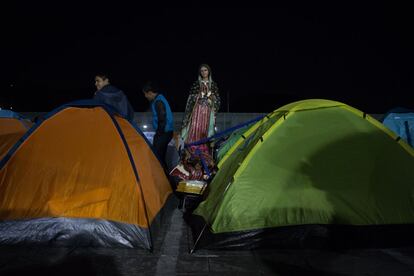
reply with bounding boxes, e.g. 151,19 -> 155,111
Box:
0,117 -> 31,160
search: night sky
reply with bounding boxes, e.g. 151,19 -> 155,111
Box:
1,3 -> 413,113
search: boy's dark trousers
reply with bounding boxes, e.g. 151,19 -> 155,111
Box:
153,131 -> 173,170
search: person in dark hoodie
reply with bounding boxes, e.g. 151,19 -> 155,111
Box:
142,81 -> 174,169
93,74 -> 135,122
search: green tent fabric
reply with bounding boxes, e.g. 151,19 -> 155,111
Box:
216,125 -> 251,163
192,99 -> 414,249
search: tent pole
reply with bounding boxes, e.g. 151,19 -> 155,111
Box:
190,223 -> 208,254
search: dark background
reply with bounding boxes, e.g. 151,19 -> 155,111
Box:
1,3 -> 413,113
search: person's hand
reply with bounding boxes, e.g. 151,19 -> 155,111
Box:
177,136 -> 185,151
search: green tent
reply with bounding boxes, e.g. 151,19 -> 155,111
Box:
191,99 -> 414,250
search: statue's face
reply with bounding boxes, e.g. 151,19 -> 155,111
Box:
200,66 -> 209,79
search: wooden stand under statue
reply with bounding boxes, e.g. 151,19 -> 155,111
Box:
175,180 -> 207,212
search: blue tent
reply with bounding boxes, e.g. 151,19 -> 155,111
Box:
382,107 -> 414,147
0,110 -> 23,119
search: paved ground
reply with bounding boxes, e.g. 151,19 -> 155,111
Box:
1,197 -> 414,275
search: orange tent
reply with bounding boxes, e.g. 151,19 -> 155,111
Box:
0,110 -> 32,160
0,102 -> 172,249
